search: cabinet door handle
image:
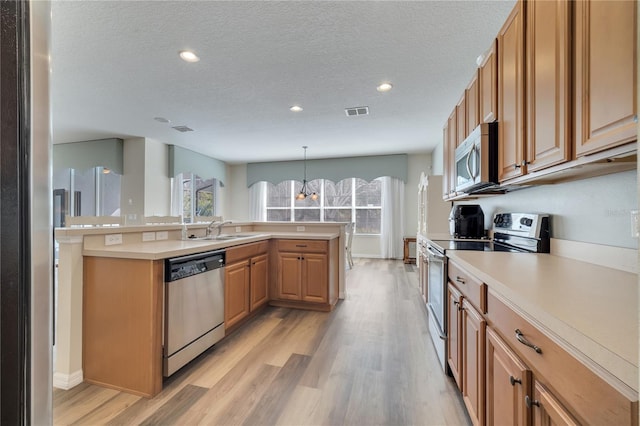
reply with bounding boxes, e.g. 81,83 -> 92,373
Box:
515,329 -> 542,354
296,244 -> 307,248
525,395 -> 540,408
514,164 -> 522,169
455,276 -> 466,284
509,376 -> 522,386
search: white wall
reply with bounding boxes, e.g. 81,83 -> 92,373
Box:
144,139 -> 170,216
431,142 -> 444,175
224,163 -> 250,221
459,170 -> 638,249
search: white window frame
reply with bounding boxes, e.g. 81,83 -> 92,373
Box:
265,178 -> 382,235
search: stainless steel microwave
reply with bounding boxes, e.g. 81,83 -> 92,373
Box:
454,122 -> 498,194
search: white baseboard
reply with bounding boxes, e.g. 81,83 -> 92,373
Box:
53,370 -> 83,390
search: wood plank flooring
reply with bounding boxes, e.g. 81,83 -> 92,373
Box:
54,259 -> 470,425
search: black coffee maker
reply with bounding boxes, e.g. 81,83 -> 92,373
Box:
449,205 -> 485,238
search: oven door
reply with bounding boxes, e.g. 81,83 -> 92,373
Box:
426,245 -> 447,337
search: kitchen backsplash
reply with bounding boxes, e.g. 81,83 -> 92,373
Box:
456,170 -> 638,249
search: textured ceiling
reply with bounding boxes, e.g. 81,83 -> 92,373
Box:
50,0 -> 516,164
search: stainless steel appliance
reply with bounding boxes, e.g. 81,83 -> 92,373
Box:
454,122 -> 498,194
426,213 -> 550,373
448,204 -> 485,238
164,250 -> 225,376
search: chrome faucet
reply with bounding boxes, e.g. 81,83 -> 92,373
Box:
207,220 -> 232,237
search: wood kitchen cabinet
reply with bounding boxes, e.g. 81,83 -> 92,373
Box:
479,40 -> 498,124
83,257 -> 163,397
447,284 -> 463,389
456,94 -> 466,147
461,298 -> 486,426
574,0 -> 637,157
466,72 -> 480,136
271,238 -> 339,311
525,0 -> 571,173
443,107 -> 457,199
530,380 -> 579,426
224,260 -> 250,329
486,326 -> 531,426
497,1 -> 525,182
225,241 -> 269,330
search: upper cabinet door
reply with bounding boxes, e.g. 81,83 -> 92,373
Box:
574,0 -> 637,156
466,72 -> 480,135
526,0 -> 571,172
456,94 -> 467,146
479,40 -> 498,124
498,2 -> 526,182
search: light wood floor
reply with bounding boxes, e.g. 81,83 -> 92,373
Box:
53,259 -> 470,425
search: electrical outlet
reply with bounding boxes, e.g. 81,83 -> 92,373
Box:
297,226 -> 305,232
631,210 -> 639,238
105,234 -> 123,246
235,226 -> 242,233
155,231 -> 168,240
142,232 -> 156,242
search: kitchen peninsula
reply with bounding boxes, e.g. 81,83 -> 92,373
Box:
54,221 -> 346,397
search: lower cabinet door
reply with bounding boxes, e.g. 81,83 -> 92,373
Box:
486,326 -> 531,426
447,284 -> 463,389
530,380 -> 579,426
278,252 -> 302,300
250,254 -> 268,311
224,261 -> 250,328
301,253 -> 328,303
462,299 -> 486,426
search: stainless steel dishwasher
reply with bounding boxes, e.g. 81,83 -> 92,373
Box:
164,250 -> 225,376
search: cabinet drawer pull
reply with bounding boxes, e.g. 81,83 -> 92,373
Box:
455,276 -> 466,284
296,244 -> 307,247
515,329 -> 542,354
509,376 -> 521,386
525,395 -> 540,408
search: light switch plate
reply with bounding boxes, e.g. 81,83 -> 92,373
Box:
105,234 -> 123,246
235,226 -> 242,232
631,210 -> 639,238
297,226 -> 305,232
142,232 -> 156,242
155,231 -> 168,240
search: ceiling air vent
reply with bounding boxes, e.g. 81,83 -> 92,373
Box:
345,106 -> 369,117
172,125 -> 194,133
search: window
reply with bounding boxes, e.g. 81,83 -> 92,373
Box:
264,178 -> 382,234
181,173 -> 217,222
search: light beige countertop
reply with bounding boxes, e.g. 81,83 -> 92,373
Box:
447,250 -> 638,393
82,232 -> 339,260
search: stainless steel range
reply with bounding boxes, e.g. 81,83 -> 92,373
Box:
426,213 -> 550,372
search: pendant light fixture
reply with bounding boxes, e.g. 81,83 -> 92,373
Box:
295,146 -> 318,201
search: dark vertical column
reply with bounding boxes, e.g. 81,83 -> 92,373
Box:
0,0 -> 31,423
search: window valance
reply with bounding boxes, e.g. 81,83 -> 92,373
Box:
168,145 -> 226,184
246,153 -> 408,187
53,138 -> 123,174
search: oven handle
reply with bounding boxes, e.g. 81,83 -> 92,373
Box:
427,304 -> 448,341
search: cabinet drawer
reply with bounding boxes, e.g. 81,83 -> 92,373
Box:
226,241 -> 269,264
448,261 -> 487,313
277,239 -> 327,253
486,290 -> 637,426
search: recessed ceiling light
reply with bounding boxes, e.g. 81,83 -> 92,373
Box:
290,105 -> 303,112
376,82 -> 393,92
179,50 -> 200,63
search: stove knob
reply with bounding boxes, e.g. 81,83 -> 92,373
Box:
526,218 -> 533,226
